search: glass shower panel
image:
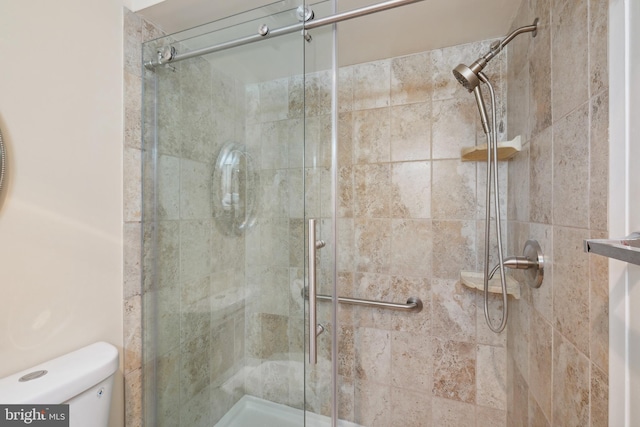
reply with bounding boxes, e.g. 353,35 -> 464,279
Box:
141,2 -> 332,425
301,3 -> 338,423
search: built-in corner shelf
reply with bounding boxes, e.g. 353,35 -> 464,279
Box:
460,271 -> 521,299
584,235 -> 640,266
461,135 -> 522,162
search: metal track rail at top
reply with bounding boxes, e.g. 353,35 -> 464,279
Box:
145,0 -> 425,69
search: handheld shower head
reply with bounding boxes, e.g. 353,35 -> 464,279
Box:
452,58 -> 488,92
453,60 -> 492,133
473,81 -> 491,134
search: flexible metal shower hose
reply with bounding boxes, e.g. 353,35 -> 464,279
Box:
478,72 -> 508,333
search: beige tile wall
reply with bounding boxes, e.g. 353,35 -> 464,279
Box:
333,40 -> 511,426
505,0 -> 609,425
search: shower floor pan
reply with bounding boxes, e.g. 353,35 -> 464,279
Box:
215,395 -> 362,427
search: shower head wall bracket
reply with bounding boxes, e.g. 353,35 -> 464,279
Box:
452,18 -> 539,92
487,18 -> 539,60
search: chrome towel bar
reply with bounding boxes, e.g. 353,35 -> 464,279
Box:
309,292 -> 423,313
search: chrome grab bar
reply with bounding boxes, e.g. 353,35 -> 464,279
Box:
304,290 -> 423,313
308,219 -> 325,364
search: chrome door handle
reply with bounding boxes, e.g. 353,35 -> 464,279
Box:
308,219 -> 325,364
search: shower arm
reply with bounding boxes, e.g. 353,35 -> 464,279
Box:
482,18 -> 539,63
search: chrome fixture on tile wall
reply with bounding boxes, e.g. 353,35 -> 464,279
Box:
452,19 -> 542,333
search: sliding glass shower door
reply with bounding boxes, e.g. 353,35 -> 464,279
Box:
141,1 -> 337,426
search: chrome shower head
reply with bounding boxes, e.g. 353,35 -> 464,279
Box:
453,59 -> 492,133
452,64 -> 476,91
452,59 -> 487,92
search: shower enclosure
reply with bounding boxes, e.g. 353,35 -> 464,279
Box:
141,0 -> 513,426
142,1 -> 340,425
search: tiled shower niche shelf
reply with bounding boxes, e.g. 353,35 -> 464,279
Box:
584,238 -> 640,266
461,135 -> 521,162
460,271 -> 521,299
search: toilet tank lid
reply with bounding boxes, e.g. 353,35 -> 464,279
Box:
0,342 -> 119,404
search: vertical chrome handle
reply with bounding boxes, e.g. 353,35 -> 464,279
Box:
308,219 -> 318,364
307,219 -> 325,364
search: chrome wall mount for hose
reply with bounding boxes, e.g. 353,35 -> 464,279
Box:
489,240 -> 544,289
522,240 -> 545,288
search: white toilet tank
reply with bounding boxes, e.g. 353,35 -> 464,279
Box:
0,342 -> 119,427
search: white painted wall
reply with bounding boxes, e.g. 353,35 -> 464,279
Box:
609,0 -> 640,425
0,1 -> 124,426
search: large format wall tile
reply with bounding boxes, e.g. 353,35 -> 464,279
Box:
391,330 -> 432,392
589,0 -> 608,97
431,278 -> 476,342
431,98 -> 477,160
390,103 -> 431,162
551,0 -> 589,121
390,387 -> 432,427
529,127 -> 552,224
590,363 -> 608,427
589,230 -> 609,374
391,161 -> 431,219
354,164 -> 391,218
506,1 -> 608,423
391,52 -> 432,106
432,160 -> 476,220
432,220 -> 476,279
529,0 -> 552,138
552,226 -> 590,355
528,310 -> 552,421
354,379 -> 391,426
431,397 -> 475,427
552,331 -> 590,426
589,92 -> 609,231
390,219 -> 432,277
353,60 -> 391,110
476,344 -> 507,410
432,338 -> 476,403
552,103 -> 590,228
353,108 -> 391,164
